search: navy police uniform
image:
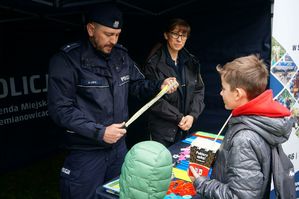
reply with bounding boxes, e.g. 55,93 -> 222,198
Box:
48,40 -> 161,199
47,4 -> 161,199
48,4 -> 161,199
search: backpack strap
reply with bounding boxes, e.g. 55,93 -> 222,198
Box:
226,122 -> 296,199
271,144 -> 296,199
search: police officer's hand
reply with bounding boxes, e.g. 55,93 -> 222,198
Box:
161,77 -> 179,94
178,115 -> 194,131
103,122 -> 126,144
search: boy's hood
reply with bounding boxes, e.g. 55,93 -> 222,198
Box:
231,90 -> 293,146
232,89 -> 291,117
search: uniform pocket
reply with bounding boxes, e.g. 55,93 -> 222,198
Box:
60,153 -> 82,182
60,161 -> 83,198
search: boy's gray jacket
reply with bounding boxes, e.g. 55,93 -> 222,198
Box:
194,115 -> 293,199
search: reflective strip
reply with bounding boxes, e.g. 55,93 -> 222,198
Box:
76,85 -> 109,88
66,130 -> 75,134
119,81 -> 129,86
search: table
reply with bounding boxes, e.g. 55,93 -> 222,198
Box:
97,132 -> 223,198
97,139 -> 199,199
96,185 -> 118,199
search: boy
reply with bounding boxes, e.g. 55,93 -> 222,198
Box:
189,54 -> 293,198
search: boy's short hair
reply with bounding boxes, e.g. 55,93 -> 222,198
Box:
216,54 -> 269,100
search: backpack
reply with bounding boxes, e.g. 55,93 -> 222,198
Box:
271,144 -> 296,199
229,124 -> 296,199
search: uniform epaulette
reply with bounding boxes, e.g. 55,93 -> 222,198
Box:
60,42 -> 80,53
114,43 -> 128,52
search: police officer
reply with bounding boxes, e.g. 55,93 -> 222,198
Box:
47,3 -> 178,199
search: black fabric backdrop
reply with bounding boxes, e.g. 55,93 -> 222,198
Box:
0,0 -> 271,172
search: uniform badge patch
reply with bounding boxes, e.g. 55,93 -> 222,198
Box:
113,20 -> 120,28
120,75 -> 130,82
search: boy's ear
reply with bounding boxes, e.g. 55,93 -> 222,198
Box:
235,88 -> 248,100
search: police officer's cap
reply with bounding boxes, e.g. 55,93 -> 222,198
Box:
86,3 -> 123,29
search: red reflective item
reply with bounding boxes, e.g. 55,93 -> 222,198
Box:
167,179 -> 197,196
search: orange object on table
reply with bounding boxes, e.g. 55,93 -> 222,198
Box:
167,179 -> 196,196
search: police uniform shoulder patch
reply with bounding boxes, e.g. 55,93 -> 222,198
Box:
114,43 -> 128,52
60,42 -> 80,53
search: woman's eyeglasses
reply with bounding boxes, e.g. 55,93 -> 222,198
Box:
169,32 -> 188,40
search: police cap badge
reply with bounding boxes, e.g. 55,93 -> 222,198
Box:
86,3 -> 123,29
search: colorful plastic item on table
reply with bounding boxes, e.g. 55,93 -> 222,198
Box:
167,179 -> 196,196
174,146 -> 190,170
164,193 -> 193,199
182,195 -> 192,199
172,167 -> 191,182
164,193 -> 182,199
176,159 -> 189,171
182,136 -> 197,144
193,131 -> 224,143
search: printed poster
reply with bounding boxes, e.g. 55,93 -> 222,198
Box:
270,0 -> 299,197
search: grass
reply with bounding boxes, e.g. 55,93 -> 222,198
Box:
0,151 -> 66,199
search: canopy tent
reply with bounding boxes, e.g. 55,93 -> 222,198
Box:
0,0 -> 272,171
0,0 -> 269,24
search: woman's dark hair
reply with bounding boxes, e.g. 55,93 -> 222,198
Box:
164,18 -> 191,36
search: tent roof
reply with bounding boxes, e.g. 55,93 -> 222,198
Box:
0,0 -> 270,26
